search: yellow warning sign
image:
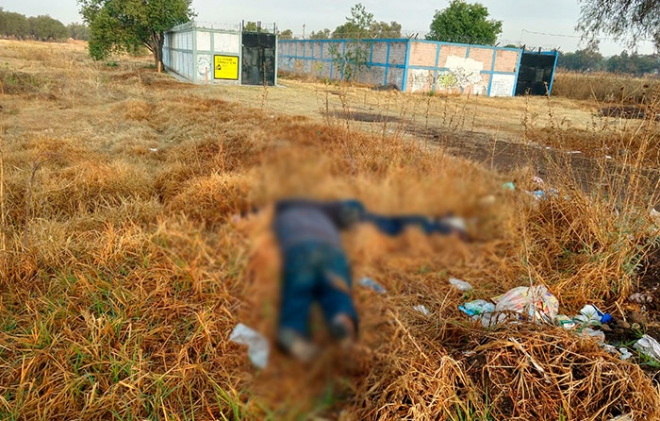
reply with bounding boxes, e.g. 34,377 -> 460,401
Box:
214,55 -> 239,80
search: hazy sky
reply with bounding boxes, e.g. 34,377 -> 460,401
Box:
3,0 -> 654,55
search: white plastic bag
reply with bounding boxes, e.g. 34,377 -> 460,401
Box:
413,305 -> 430,316
449,277 -> 473,291
229,323 -> 270,369
634,335 -> 660,362
493,285 -> 559,323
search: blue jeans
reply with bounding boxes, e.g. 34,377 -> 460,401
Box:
279,241 -> 358,339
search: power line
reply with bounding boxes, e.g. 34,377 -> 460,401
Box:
522,29 -> 582,39
521,28 -> 654,43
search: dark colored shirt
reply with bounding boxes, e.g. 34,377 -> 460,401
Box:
272,198 -> 459,252
273,199 -> 363,252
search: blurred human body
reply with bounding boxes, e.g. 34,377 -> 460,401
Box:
272,198 -> 467,361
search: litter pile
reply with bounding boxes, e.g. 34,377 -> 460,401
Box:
357,276 -> 660,420
457,283 -> 660,365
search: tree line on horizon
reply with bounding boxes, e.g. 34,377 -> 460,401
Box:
557,46 -> 659,76
0,7 -> 89,42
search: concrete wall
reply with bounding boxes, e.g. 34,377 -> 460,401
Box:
163,24 -> 242,85
278,39 -> 409,90
406,41 -> 522,97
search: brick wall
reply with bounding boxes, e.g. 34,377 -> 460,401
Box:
439,45 -> 468,66
468,48 -> 494,69
388,42 -> 407,65
408,42 -> 438,67
493,50 -> 520,73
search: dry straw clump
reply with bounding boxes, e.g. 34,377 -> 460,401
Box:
0,40 -> 659,420
553,70 -> 660,103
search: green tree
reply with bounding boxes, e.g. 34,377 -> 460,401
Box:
67,22 -> 90,40
278,28 -> 293,39
329,3 -> 377,81
426,0 -> 502,45
557,45 -> 604,72
309,28 -> 331,39
243,21 -> 270,33
605,51 -> 658,75
331,4 -> 401,39
332,3 -> 374,38
28,15 -> 68,41
79,0 -> 194,68
578,0 -> 660,49
606,51 -> 636,73
0,10 -> 30,39
368,21 -> 402,38
633,53 -> 659,75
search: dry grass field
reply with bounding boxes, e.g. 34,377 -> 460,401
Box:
2,39 -> 660,420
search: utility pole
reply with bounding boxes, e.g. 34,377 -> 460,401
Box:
302,24 -> 306,39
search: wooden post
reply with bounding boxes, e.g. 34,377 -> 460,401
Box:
205,68 -> 208,84
158,61 -> 162,73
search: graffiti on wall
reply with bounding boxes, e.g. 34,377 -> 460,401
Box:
410,55 -> 489,95
439,56 -> 487,94
197,55 -> 211,79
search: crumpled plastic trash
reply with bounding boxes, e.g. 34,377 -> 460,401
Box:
573,304 -> 612,325
629,292 -> 654,304
581,327 -> 606,343
502,182 -> 515,191
603,344 -> 634,360
634,335 -> 660,362
477,312 -> 510,328
229,324 -> 269,369
493,285 -> 559,323
528,188 -> 559,201
609,414 -> 634,421
608,414 -> 635,421
619,347 -> 633,361
556,314 -> 576,329
414,305 -> 430,316
359,277 -> 386,294
449,278 -> 473,291
459,300 -> 495,316
459,300 -> 510,327
650,208 -> 660,221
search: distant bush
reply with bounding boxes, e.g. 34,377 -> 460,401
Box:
0,7 -> 69,41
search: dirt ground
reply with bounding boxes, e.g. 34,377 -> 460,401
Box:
205,77 -> 660,195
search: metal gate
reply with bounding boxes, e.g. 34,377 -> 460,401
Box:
515,51 -> 559,96
241,32 -> 276,86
